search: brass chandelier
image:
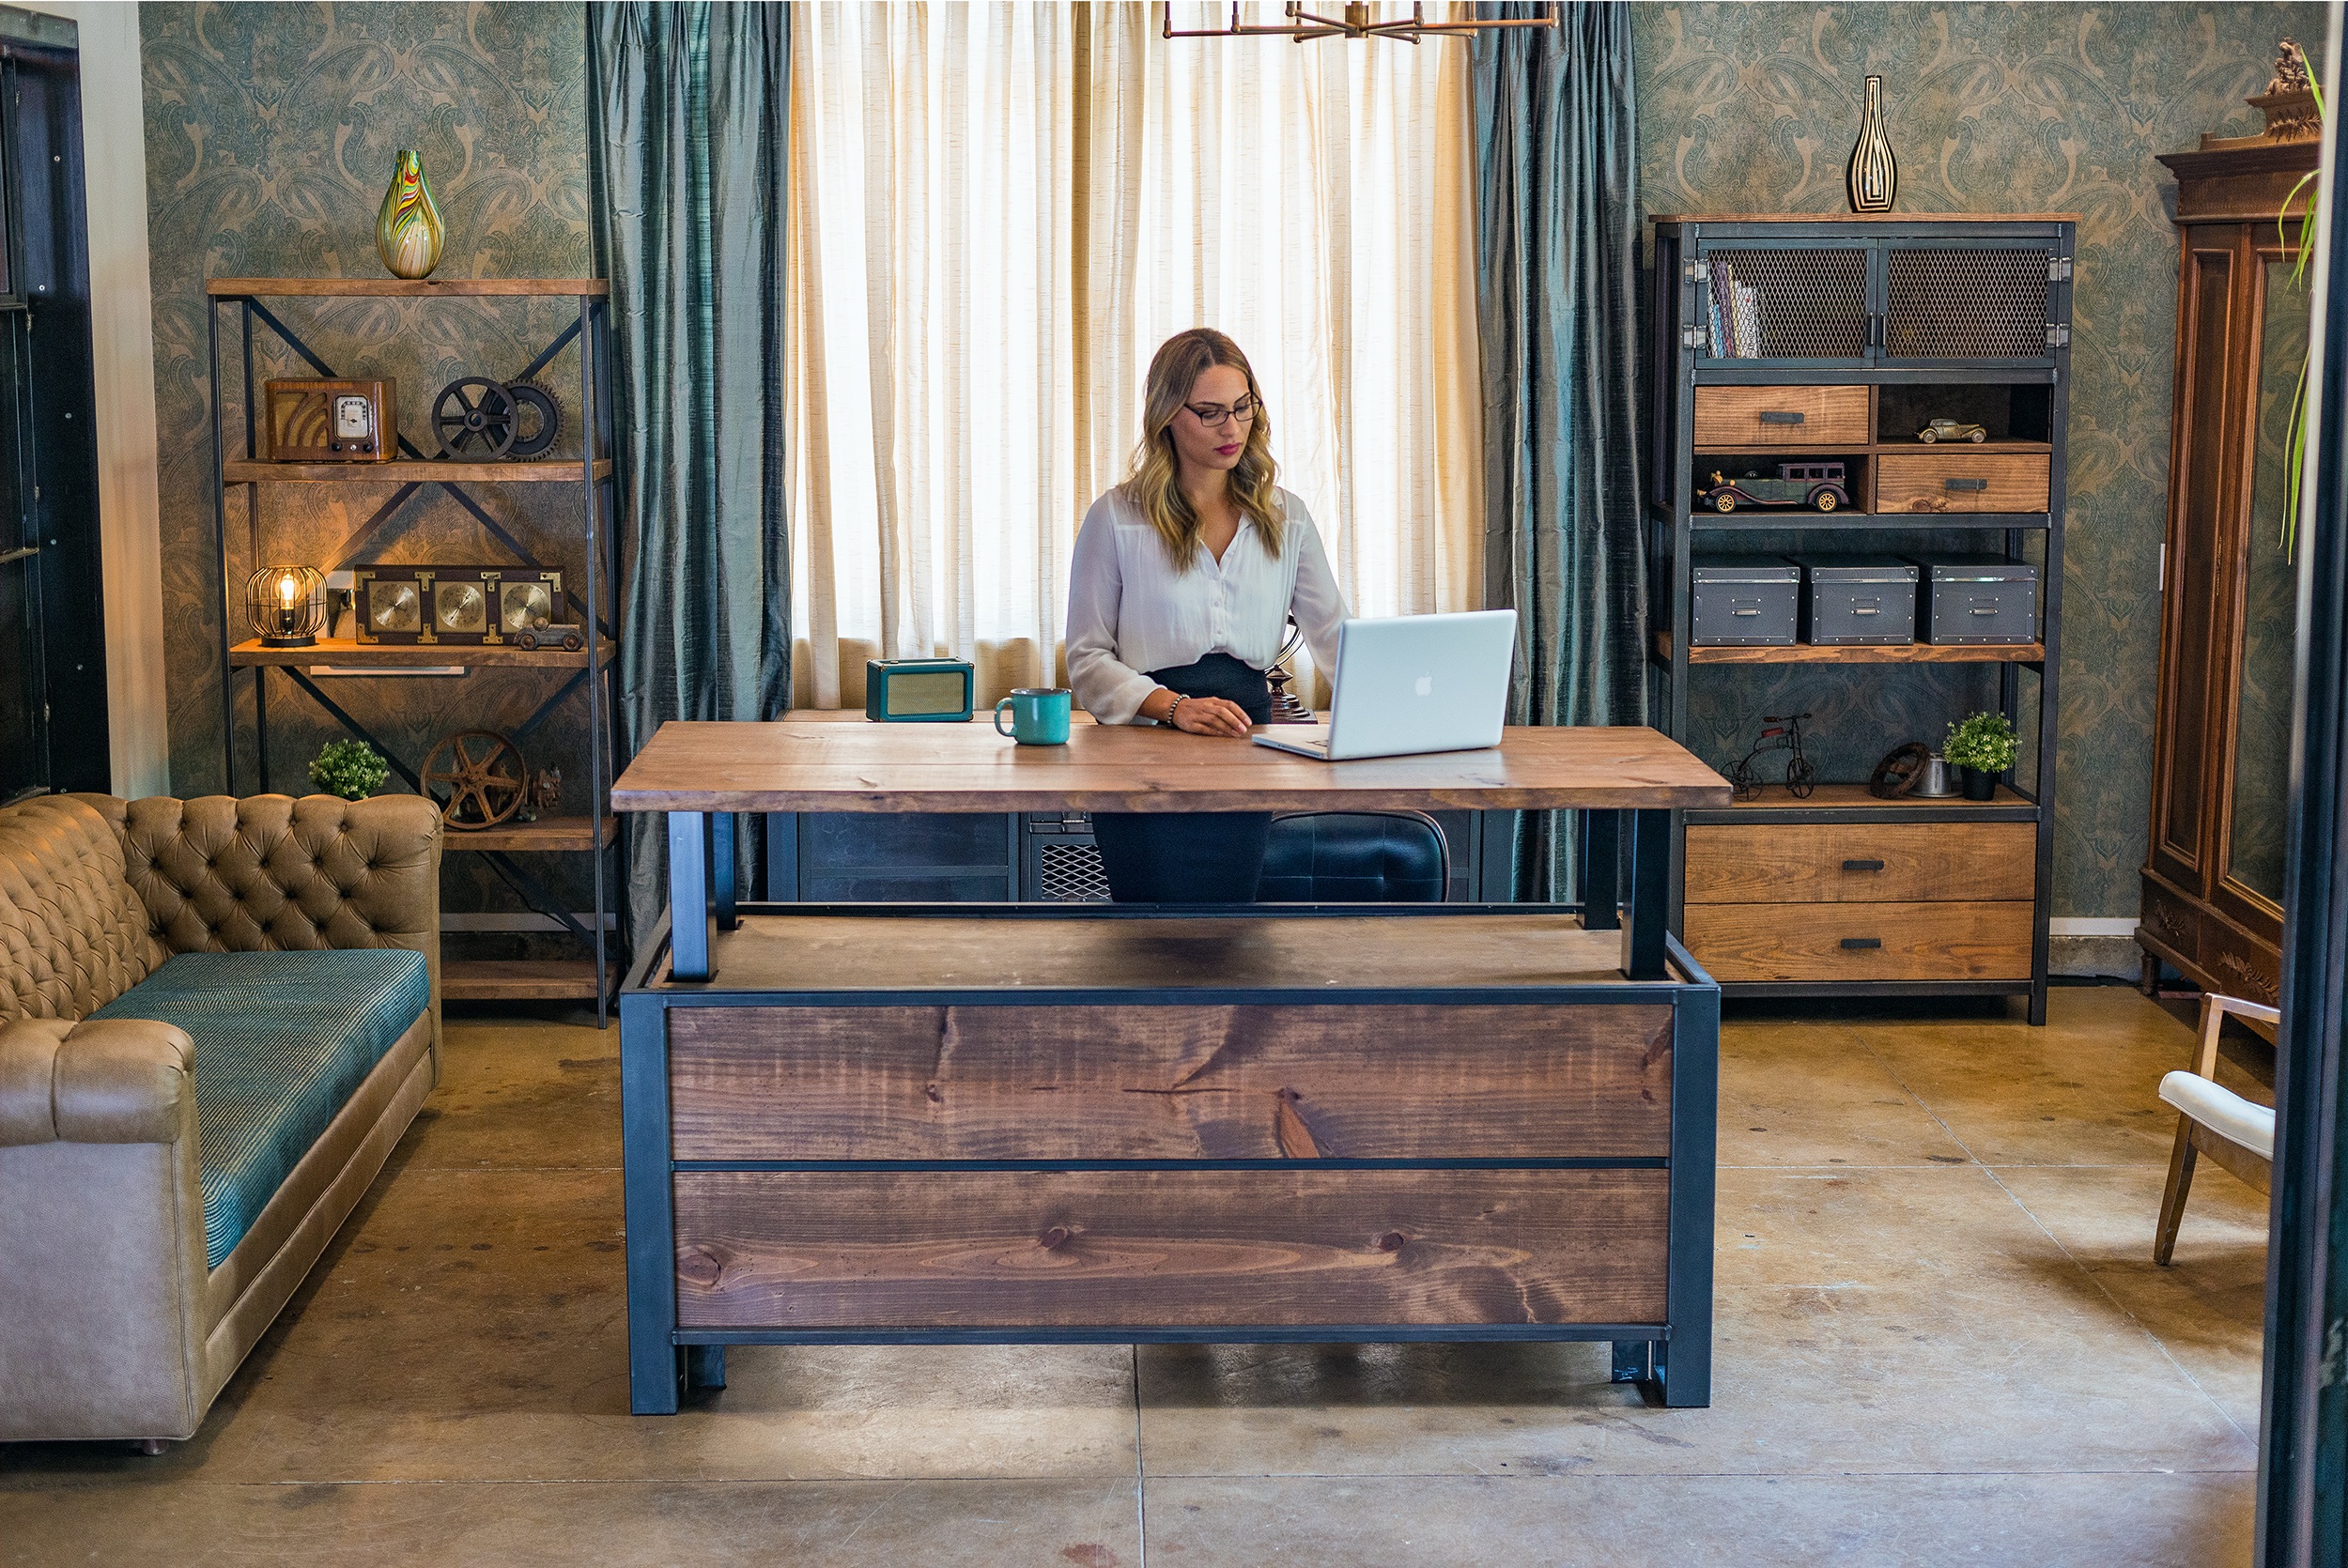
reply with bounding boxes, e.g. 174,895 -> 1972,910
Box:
1161,3 -> 1562,45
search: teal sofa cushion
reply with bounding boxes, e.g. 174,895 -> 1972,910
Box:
92,949 -> 430,1268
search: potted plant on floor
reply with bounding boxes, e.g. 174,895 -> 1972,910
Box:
1943,712 -> 2017,802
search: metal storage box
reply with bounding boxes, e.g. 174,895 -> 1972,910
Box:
1792,556 -> 1918,646
1910,555 -> 2039,645
1691,556 -> 1800,646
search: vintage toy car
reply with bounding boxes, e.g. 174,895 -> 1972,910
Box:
1916,419 -> 1987,443
1700,461 -> 1852,514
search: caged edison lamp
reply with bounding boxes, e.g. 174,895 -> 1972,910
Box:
247,563 -> 328,649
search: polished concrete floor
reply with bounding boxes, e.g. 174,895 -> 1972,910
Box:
1,987 -> 2272,1566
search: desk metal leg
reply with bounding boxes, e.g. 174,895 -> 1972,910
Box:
621,991 -> 683,1414
1661,977 -> 1719,1407
666,812 -> 717,982
1620,808 -> 1671,980
1580,809 -> 1620,931
685,1345 -> 728,1391
713,812 -> 739,931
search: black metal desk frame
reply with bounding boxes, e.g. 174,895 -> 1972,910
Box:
621,807 -> 1717,1412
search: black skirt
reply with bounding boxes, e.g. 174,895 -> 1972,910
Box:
1089,653 -> 1273,903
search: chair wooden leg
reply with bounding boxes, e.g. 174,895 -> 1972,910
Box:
2155,1115 -> 2200,1267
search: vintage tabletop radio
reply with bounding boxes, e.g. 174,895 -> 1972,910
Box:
265,378 -> 396,462
865,658 -> 976,722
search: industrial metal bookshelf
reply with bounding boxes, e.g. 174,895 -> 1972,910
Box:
205,277 -> 623,1019
1646,216 -> 2075,1023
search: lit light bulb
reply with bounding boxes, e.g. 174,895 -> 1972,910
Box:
278,573 -> 299,608
276,571 -> 301,635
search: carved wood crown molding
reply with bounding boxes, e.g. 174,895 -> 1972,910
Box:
2197,39 -> 2321,152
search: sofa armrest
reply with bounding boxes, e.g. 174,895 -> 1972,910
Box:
0,1014 -> 196,1147
76,792 -> 444,1064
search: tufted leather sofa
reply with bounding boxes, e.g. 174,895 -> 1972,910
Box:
0,792 -> 440,1445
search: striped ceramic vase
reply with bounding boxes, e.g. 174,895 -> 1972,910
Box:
1845,75 -> 1896,214
375,150 -> 444,280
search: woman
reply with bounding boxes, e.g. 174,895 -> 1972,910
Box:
1067,328 -> 1348,902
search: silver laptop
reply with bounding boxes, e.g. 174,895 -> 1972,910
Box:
1252,609 -> 1517,761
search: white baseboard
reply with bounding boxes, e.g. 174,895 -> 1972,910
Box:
2050,917 -> 2140,938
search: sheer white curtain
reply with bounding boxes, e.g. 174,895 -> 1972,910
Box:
788,2 -> 1481,708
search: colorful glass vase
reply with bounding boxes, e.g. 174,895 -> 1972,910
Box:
1845,75 -> 1896,214
375,150 -> 444,280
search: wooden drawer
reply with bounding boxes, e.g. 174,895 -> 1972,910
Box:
1682,900 -> 2034,981
1685,823 -> 2034,904
2137,875 -> 2201,966
1693,385 -> 1869,447
2198,914 -> 2281,1009
668,1003 -> 1676,1161
1876,452 -> 2050,514
673,1168 -> 1670,1329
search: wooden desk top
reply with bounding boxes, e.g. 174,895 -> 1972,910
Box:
611,715 -> 1731,814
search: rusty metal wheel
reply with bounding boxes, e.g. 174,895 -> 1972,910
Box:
421,730 -> 528,830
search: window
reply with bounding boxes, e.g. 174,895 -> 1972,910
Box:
787,2 -> 1483,707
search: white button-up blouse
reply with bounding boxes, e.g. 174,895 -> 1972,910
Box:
1066,485 -> 1350,726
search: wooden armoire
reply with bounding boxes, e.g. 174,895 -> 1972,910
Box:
2139,54 -> 2320,1009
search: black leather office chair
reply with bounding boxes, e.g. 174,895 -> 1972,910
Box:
1255,810 -> 1449,902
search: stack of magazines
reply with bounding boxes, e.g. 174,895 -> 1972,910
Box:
1707,256 -> 1762,358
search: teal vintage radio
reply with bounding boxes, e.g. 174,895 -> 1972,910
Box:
865,658 -> 975,722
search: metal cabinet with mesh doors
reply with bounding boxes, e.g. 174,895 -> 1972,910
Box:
1649,214 -> 2073,1023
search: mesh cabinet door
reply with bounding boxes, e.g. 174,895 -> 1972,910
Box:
1697,247 -> 1870,363
1884,246 -> 2058,363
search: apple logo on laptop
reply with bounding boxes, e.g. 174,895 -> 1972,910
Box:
1414,674 -> 1433,697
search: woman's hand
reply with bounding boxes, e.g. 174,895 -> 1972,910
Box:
1166,695 -> 1254,737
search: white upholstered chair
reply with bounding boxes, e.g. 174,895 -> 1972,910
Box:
2154,992 -> 2280,1266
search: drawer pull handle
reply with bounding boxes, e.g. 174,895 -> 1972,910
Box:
1758,409 -> 1806,425
1970,607 -> 2000,616
1841,937 -> 1883,950
1732,607 -> 1761,617
1842,858 -> 1885,871
1944,477 -> 1989,492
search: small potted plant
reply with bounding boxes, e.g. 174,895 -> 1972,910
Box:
1943,712 -> 2017,802
308,738 -> 389,801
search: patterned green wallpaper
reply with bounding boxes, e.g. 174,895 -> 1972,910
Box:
139,3 -> 2315,921
140,2 -> 593,913
1634,1 -> 2324,917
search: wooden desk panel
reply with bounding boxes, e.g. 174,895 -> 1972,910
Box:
611,720 -> 1732,814
669,1001 -> 1676,1161
673,1167 -> 1671,1329
660,912 -> 1638,992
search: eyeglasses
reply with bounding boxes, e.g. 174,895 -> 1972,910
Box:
1182,394 -> 1259,429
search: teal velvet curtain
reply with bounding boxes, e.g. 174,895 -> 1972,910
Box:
1473,2 -> 1645,900
590,3 -> 792,947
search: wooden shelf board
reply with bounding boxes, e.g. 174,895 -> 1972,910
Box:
224,458 -> 611,484
1692,440 -> 2050,456
443,959 -> 614,1002
230,637 -> 612,669
1716,783 -> 2033,811
441,816 -> 615,853
209,277 -> 609,298
1657,632 -> 2043,666
1689,511 -> 2048,530
1654,211 -> 2080,224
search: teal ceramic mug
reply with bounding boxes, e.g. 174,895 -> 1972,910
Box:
994,686 -> 1072,746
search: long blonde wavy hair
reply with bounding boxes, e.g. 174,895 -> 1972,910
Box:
1121,329 -> 1283,567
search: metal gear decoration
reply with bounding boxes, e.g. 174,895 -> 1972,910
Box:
420,730 -> 529,829
504,379 -> 563,460
432,377 -> 519,459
